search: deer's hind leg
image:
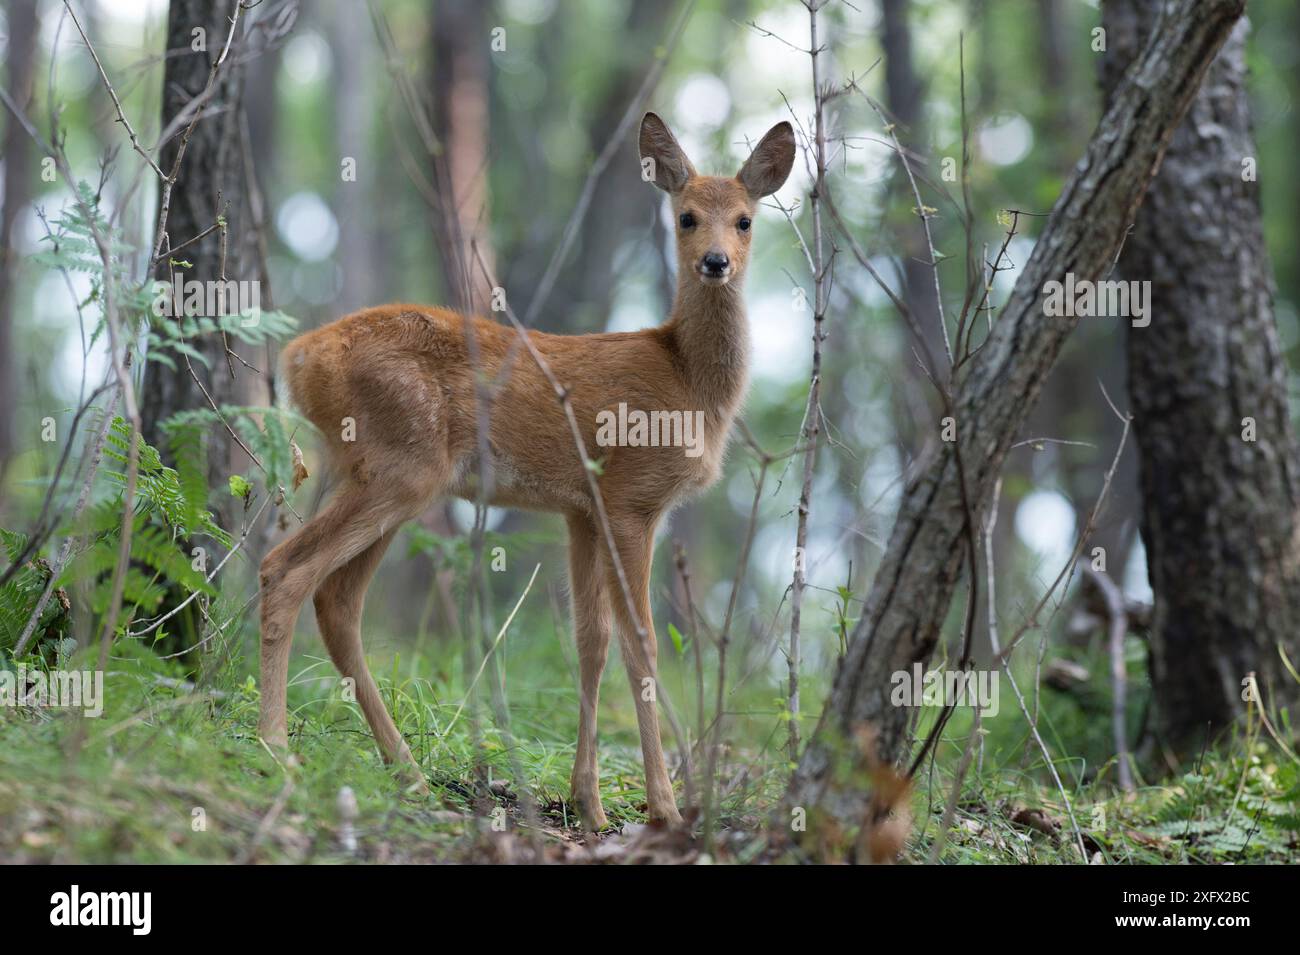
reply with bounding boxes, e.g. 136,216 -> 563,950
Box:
313,529 -> 427,791
258,469 -> 442,763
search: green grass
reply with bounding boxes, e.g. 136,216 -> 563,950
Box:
902,634 -> 1300,864
1,613 -> 1296,863
904,731 -> 1300,864
0,632 -> 659,862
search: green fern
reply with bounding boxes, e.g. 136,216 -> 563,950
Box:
31,179 -> 297,373
0,529 -> 69,659
31,181 -> 156,354
18,181 -> 301,654
161,405 -> 313,496
48,419 -> 228,625
144,310 -> 297,371
100,416 -> 229,546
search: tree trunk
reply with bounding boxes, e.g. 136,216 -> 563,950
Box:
0,0 -> 38,483
141,0 -> 250,533
329,0 -> 374,314
1023,0 -> 1138,588
1036,0 -> 1072,175
881,0 -> 945,440
785,0 -> 1246,845
564,0 -> 673,333
429,0 -> 494,311
1102,3 -> 1300,747
970,0 -> 998,117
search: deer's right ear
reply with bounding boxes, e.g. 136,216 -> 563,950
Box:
639,112 -> 696,194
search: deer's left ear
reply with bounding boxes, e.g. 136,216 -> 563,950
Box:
737,121 -> 796,198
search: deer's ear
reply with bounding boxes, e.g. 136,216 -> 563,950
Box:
737,121 -> 796,198
639,112 -> 696,194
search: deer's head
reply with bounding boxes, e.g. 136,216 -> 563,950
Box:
639,112 -> 795,287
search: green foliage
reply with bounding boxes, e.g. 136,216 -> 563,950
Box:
143,309 -> 298,373
61,514 -> 216,619
1,607 -> 1294,863
9,177 -> 303,660
101,416 -> 229,546
0,530 -> 68,659
31,181 -> 157,356
30,179 -> 296,373
830,581 -> 856,657
162,405 -> 312,499
1141,751 -> 1300,860
166,419 -> 210,533
229,475 -> 252,500
667,621 -> 685,657
0,626 -> 661,862
10,419 -> 226,631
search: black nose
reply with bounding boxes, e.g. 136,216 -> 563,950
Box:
702,252 -> 729,274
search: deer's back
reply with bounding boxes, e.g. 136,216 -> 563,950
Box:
281,304 -> 734,517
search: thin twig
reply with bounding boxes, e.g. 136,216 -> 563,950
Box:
1085,565 -> 1135,792
438,564 -> 541,744
983,480 -> 1089,861
60,0 -> 166,181
783,0 -> 834,766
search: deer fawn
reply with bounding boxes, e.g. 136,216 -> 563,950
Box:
258,113 -> 794,829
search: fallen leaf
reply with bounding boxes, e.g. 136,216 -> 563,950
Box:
1123,828 -> 1170,848
291,440 -> 310,491
853,726 -> 913,864
1011,806 -> 1062,838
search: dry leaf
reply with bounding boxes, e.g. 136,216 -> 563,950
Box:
1122,827 -> 1169,848
1011,806 -> 1062,838
290,440 -> 310,491
853,726 -> 914,864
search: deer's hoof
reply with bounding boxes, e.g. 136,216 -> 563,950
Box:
649,804 -> 684,828
570,788 -> 609,831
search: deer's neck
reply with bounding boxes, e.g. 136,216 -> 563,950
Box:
667,279 -> 750,420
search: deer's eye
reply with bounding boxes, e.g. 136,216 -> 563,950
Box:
737,216 -> 752,232
679,212 -> 696,229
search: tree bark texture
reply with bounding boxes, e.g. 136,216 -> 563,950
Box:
785,0 -> 1246,841
142,0 -> 250,533
1102,2 -> 1300,746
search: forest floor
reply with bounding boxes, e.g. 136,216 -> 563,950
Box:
0,634 -> 1297,864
